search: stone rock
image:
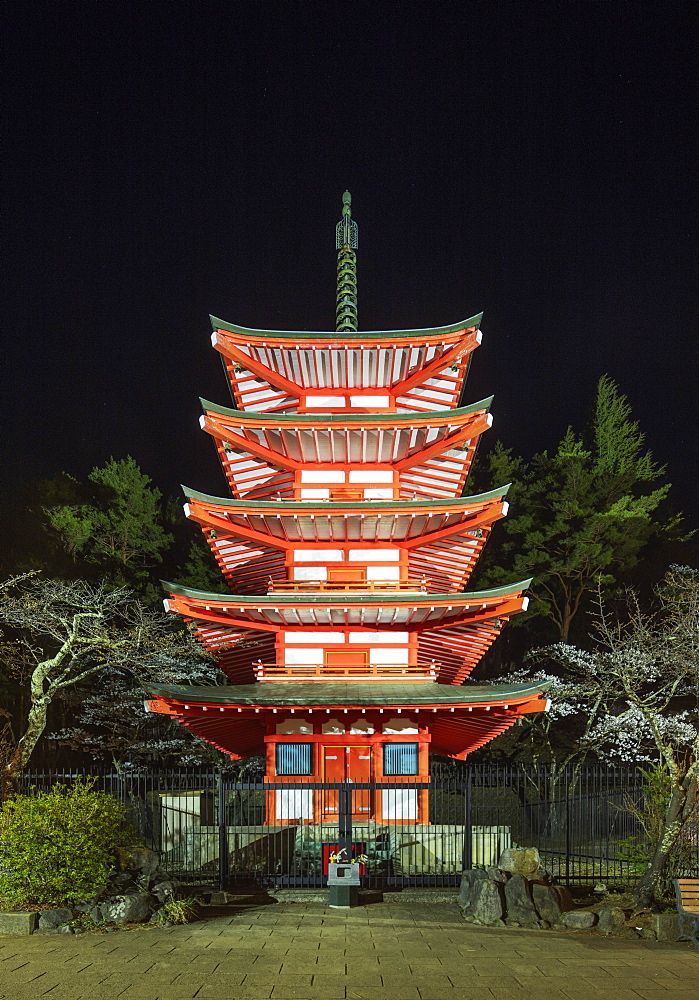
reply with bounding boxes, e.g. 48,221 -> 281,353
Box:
0,911 -> 38,935
38,907 -> 73,930
59,925 -> 74,934
497,847 -> 542,879
114,845 -> 160,877
110,872 -> 138,891
531,883 -> 568,924
89,906 -> 103,923
152,880 -> 178,904
653,913 -> 680,942
486,866 -> 508,883
459,868 -> 488,911
504,874 -> 539,927
596,907 -> 627,936
562,910 -> 597,930
470,877 -> 505,925
73,901 -> 96,913
99,893 -> 155,924
114,847 -> 160,875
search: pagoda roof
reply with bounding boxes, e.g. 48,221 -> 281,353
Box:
200,397 -> 492,424
210,314 -> 483,343
183,486 -> 509,595
144,677 -> 548,760
201,398 -> 492,500
211,317 -> 483,414
182,485 -> 509,512
143,679 -> 546,709
162,579 -> 530,631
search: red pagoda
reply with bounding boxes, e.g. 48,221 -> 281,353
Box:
145,193 -> 547,825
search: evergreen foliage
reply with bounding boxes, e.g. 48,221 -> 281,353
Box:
0,778 -> 137,907
42,457 -> 173,601
471,376 -> 683,640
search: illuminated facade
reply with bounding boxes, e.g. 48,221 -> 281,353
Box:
145,193 -> 547,823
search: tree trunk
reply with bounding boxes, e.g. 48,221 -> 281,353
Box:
1,696 -> 50,799
632,781 -> 691,910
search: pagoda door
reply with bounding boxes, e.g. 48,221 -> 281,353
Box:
322,746 -> 373,820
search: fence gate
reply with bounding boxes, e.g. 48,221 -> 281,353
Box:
217,779 -> 483,889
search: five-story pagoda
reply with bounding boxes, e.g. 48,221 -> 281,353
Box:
145,193 -> 547,824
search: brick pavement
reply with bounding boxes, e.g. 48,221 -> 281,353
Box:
0,901 -> 696,1000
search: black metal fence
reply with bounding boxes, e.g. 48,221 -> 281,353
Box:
13,764 -> 699,890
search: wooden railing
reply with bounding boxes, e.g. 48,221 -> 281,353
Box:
254,661 -> 438,682
267,578 -> 430,593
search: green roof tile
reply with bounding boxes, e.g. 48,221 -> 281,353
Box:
210,314 -> 483,341
180,484 -> 510,510
143,680 -> 548,708
200,398 -> 493,422
162,579 -> 533,602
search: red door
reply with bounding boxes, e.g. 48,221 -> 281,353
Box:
322,746 -> 373,819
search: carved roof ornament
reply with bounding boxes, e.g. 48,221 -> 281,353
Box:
336,190 -> 358,333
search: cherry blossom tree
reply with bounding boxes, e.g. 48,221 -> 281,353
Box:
0,575 -> 206,792
522,566 -> 699,909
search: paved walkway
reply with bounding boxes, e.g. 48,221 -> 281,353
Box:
0,901 -> 696,1000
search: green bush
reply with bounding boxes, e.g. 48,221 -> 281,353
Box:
152,896 -> 199,925
0,777 -> 138,908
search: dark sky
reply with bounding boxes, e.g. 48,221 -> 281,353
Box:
2,2 -> 697,524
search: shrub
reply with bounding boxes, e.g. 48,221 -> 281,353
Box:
0,777 -> 138,908
152,896 -> 198,925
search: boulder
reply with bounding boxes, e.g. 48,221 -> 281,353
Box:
470,878 -> 505,925
113,846 -> 160,877
596,907 -> 627,936
504,874 -> 539,927
653,912 -> 680,942
497,847 -> 543,879
99,893 -> 155,924
38,908 -> 73,930
459,868 -> 488,911
110,872 -> 138,891
562,910 -> 597,930
152,880 -> 179,904
531,884 -> 570,924
486,866 -> 508,882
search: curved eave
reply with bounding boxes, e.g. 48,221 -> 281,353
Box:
162,579 -> 532,605
200,397 -> 493,424
143,680 -> 548,709
210,314 -> 483,343
181,484 -> 511,511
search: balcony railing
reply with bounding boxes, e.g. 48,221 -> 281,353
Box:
267,577 -> 430,594
254,661 -> 438,682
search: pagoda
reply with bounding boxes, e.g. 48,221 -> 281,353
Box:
145,193 -> 547,825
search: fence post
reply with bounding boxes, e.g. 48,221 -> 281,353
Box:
217,775 -> 228,891
338,783 -> 353,862
565,768 -> 571,886
462,770 -> 472,872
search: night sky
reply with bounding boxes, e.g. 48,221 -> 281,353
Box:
2,3 -> 697,525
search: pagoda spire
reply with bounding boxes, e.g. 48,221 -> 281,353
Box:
335,190 -> 358,332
